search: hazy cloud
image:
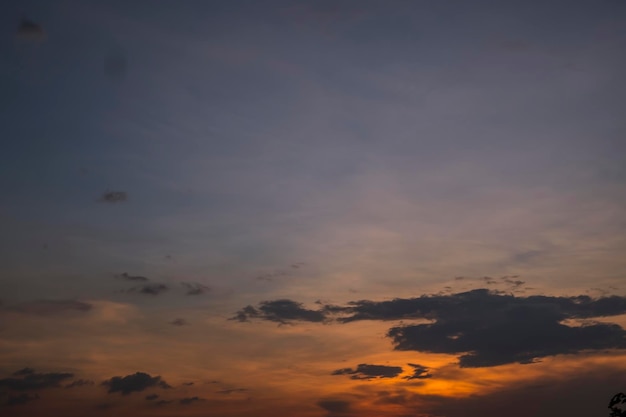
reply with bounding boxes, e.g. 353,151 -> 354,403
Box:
181,282 -> 210,295
331,364 -> 403,380
217,388 -> 248,394
116,272 -> 149,282
317,399 -> 351,414
99,190 -> 128,203
16,18 -> 45,41
127,284 -> 169,296
65,379 -> 94,388
179,396 -> 205,405
7,300 -> 92,315
169,318 -> 188,326
103,372 -> 171,395
6,393 -> 39,406
145,394 -> 159,400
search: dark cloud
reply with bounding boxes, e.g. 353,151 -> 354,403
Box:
382,290 -> 626,367
103,372 -> 171,395
65,379 -> 94,388
7,299 -> 92,315
145,394 -> 159,400
6,393 -> 39,406
331,364 -> 403,380
236,289 -> 626,367
99,190 -> 128,203
317,399 -> 351,414
127,284 -> 169,296
182,382 -> 194,386
170,318 -> 188,326
181,282 -> 210,295
155,399 -> 174,406
231,300 -> 326,324
179,396 -> 205,405
0,369 -> 73,391
116,272 -> 149,282
404,363 -> 432,380
16,18 -> 45,41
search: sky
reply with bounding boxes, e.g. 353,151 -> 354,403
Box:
1,0 -> 626,416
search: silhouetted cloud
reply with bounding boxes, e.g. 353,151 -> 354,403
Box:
0,369 -> 74,391
116,272 -> 149,282
7,299 -> 92,315
145,394 -> 159,400
65,379 -> 94,388
381,290 -> 626,367
6,393 -> 39,406
404,363 -> 432,380
103,372 -> 171,395
236,289 -> 626,367
331,364 -> 402,380
170,318 -> 188,326
155,399 -> 174,406
99,190 -> 128,203
181,282 -> 210,295
231,299 -> 326,324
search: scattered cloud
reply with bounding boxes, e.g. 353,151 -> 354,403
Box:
103,372 -> 171,395
217,388 -> 248,394
231,300 -> 326,324
181,282 -> 210,295
404,363 -> 432,380
236,289 -> 626,367
179,396 -> 205,405
6,300 -> 92,315
99,190 -> 128,203
331,364 -> 403,380
0,368 -> 74,391
155,399 -> 174,406
116,273 -> 149,282
127,284 -> 169,296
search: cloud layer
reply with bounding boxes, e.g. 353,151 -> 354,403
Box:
235,289 -> 626,367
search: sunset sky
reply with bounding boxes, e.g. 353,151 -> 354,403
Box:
1,1 -> 626,416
